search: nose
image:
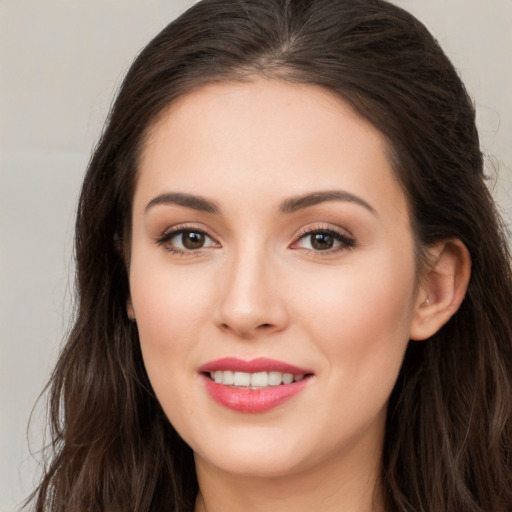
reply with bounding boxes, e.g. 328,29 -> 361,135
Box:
214,248 -> 289,339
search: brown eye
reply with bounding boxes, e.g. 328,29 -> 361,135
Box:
181,231 -> 205,249
293,228 -> 355,253
310,232 -> 335,251
157,228 -> 218,253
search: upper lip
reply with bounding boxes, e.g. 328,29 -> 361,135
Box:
198,357 -> 312,375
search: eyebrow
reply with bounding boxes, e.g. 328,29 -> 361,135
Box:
145,192 -> 220,214
279,190 -> 377,215
144,189 -> 376,216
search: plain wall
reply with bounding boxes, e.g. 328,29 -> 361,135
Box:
1,1 -> 510,510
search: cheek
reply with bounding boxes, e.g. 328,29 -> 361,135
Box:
286,254 -> 416,454
295,249 -> 416,380
132,289 -> 205,433
130,256 -> 213,336
128,260 -> 214,400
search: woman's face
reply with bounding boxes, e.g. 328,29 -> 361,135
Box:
129,80 -> 421,479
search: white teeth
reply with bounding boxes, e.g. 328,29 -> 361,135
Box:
268,371 -> 282,386
222,370 -> 234,385
282,373 -> 293,384
251,372 -> 268,387
233,371 -> 251,387
209,370 -> 307,388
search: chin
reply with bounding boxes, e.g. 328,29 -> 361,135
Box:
190,425 -> 314,478
198,451 -> 307,479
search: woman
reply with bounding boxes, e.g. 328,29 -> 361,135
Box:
29,0 -> 512,511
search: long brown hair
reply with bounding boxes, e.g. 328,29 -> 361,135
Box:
29,1 -> 512,510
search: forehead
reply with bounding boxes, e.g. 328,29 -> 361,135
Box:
135,79 -> 408,222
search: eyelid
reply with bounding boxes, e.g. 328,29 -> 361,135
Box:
291,224 -> 356,253
153,222 -> 354,255
155,223 -> 221,253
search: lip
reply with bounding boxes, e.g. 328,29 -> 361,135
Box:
198,357 -> 313,413
201,375 -> 311,413
198,357 -> 311,375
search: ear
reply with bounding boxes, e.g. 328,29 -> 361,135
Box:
409,238 -> 471,340
127,297 -> 136,321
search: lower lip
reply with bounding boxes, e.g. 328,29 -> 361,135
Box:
202,375 -> 311,413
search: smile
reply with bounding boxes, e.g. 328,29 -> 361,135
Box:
199,358 -> 314,413
208,370 -> 306,388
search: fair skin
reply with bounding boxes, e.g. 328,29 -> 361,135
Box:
127,79 -> 470,512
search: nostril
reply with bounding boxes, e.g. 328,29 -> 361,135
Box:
216,316 -> 283,337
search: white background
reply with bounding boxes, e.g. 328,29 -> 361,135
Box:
1,1 -> 511,510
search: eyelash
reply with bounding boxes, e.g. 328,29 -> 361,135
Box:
155,225 -> 356,256
292,226 -> 356,255
155,225 -> 218,256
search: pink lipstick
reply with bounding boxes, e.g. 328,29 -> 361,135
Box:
199,358 -> 313,413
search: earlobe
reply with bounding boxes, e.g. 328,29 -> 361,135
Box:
409,239 -> 471,340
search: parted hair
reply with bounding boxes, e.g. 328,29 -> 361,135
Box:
29,1 -> 512,511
